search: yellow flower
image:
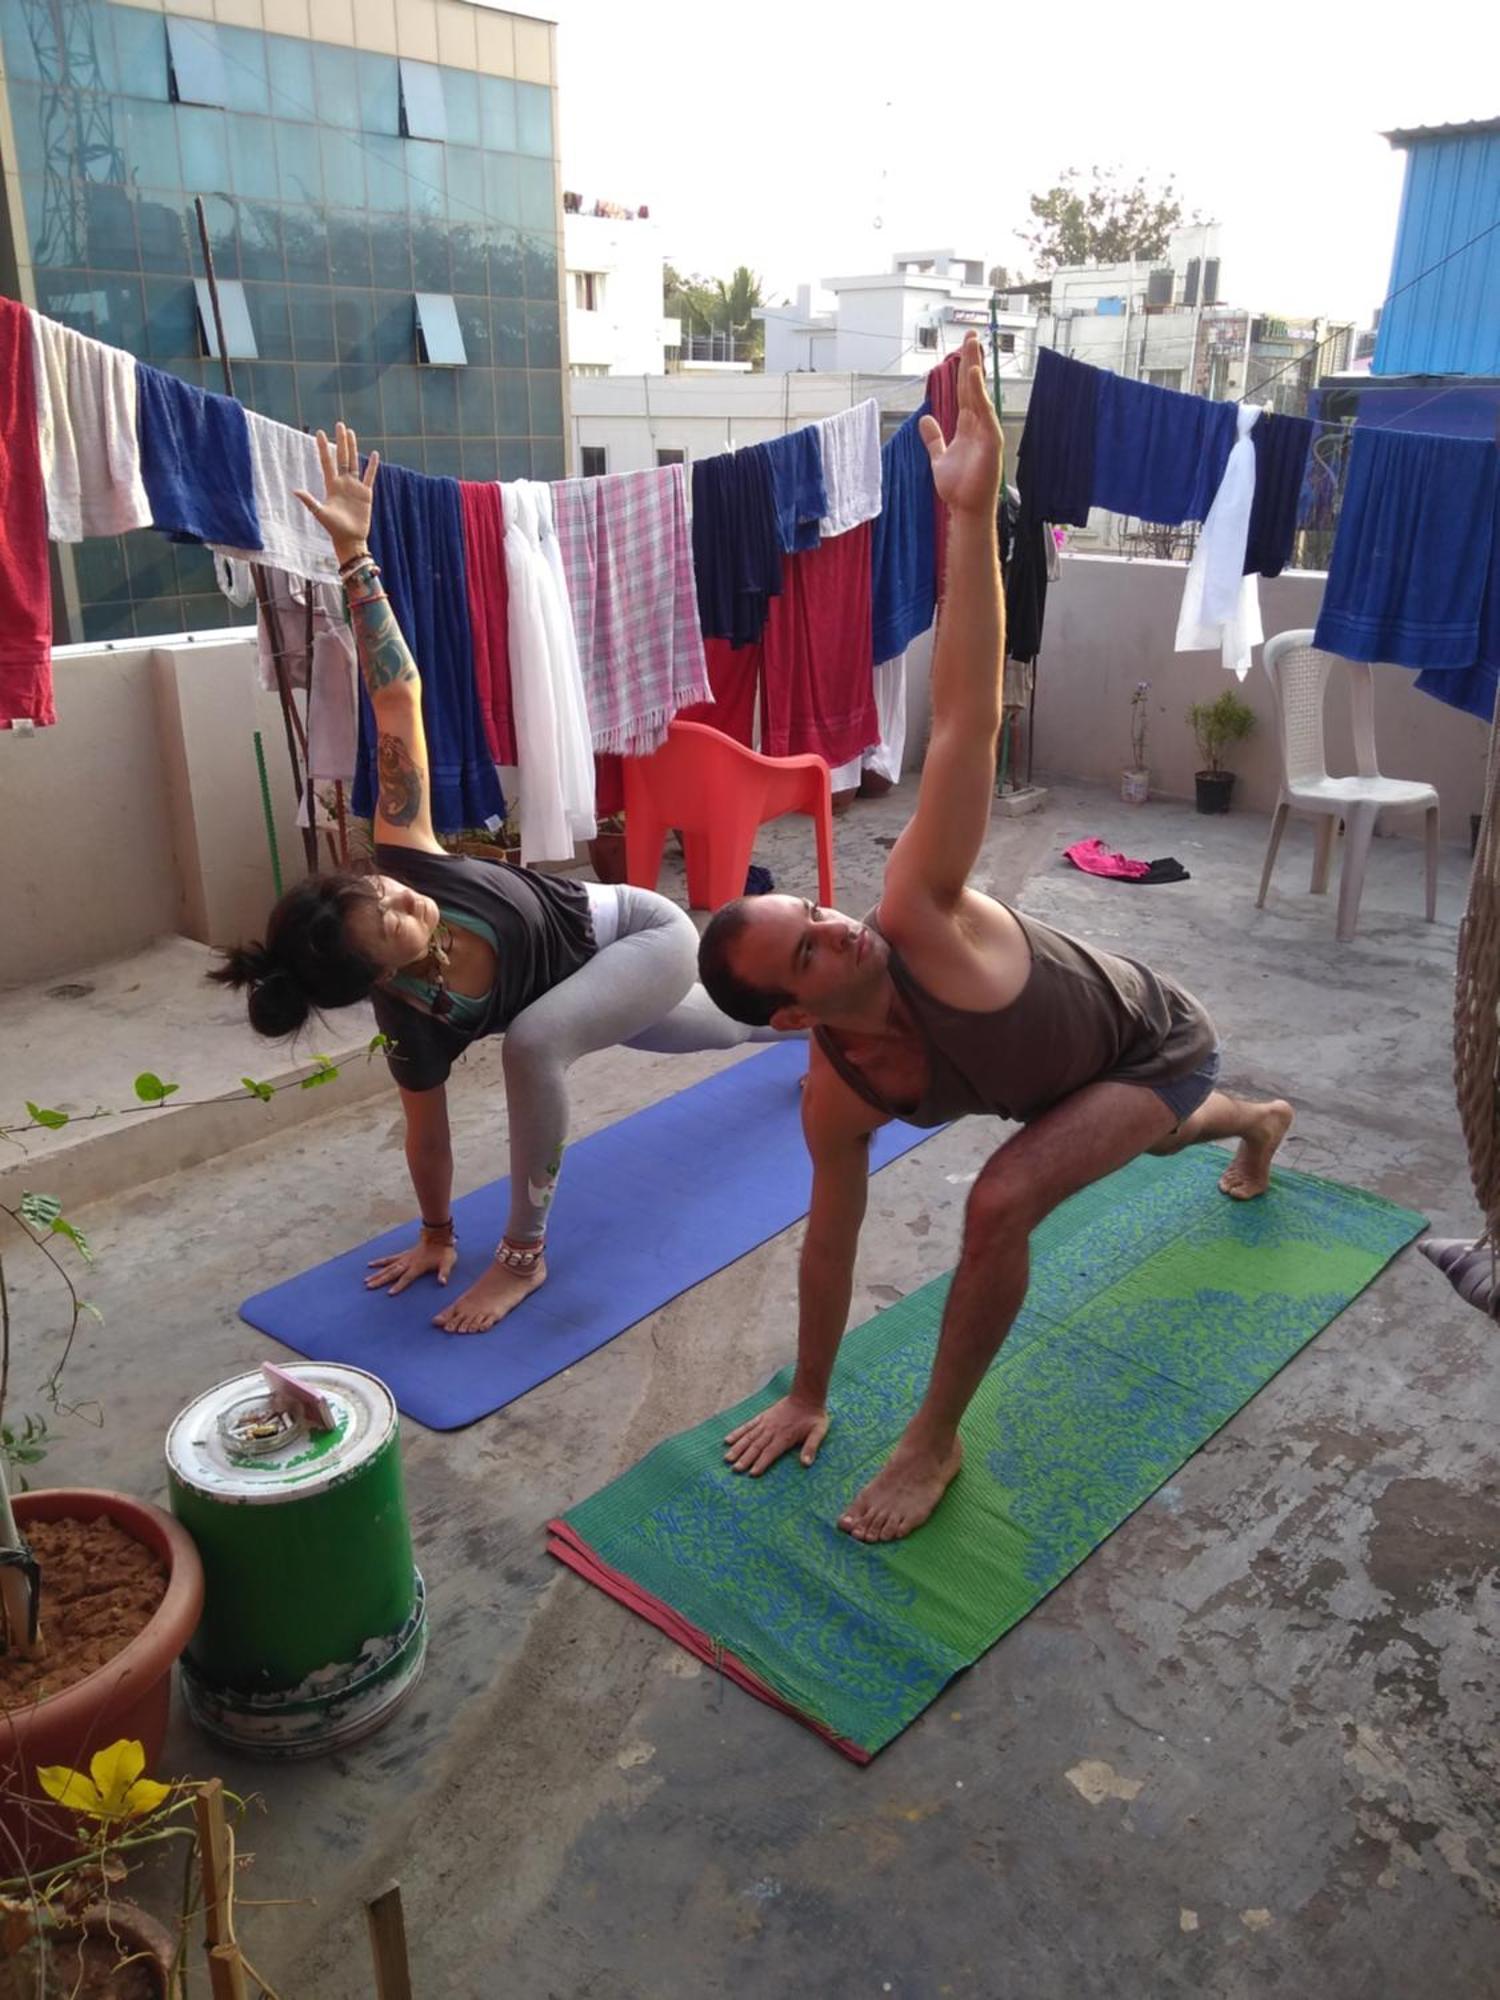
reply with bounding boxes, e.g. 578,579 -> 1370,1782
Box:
37,1739 -> 172,1823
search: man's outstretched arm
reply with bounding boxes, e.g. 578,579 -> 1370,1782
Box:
883,332 -> 1005,916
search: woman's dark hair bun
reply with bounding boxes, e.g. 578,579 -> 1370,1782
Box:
208,939 -> 312,1037
209,872 -> 379,1040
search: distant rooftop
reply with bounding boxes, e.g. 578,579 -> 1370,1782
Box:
1383,116 -> 1500,146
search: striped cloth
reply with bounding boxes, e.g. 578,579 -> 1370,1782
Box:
553,463 -> 711,756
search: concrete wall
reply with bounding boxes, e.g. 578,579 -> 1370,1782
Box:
564,211 -> 673,376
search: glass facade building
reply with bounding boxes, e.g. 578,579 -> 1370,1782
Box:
0,0 -> 565,641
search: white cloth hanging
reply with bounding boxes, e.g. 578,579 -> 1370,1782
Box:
830,653 -> 908,791
1175,403 -> 1264,679
501,479 -> 597,864
211,414 -> 338,582
29,312 -> 151,540
817,400 -> 882,536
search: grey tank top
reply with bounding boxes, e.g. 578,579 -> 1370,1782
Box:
814,904 -> 1216,1127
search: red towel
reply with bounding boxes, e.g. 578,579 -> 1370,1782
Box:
0,298 -> 53,728
676,636 -> 760,748
759,521 -> 876,765
926,350 -> 963,605
457,479 -> 516,765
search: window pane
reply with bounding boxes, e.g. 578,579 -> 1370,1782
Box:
313,45 -> 359,129
123,100 -> 181,190
219,26 -> 268,114
6,84 -> 47,179
195,192 -> 240,278
457,366 -> 492,433
446,146 -> 483,223
319,127 -> 366,209
443,68 -> 479,148
498,439 -> 531,480
281,207 -> 329,285
415,291 -> 467,366
425,438 -> 462,479
482,152 -> 518,228
194,276 -> 258,358
369,215 -> 413,289
337,362 -> 382,433
25,180 -> 81,267
289,287 -> 336,361
487,225 -> 523,299
517,156 -> 555,233
144,276 -> 198,361
274,120 -> 322,205
656,448 -> 686,467
405,138 -> 445,216
237,201 -> 283,282
238,361 -> 300,428
245,280 -> 293,359
478,76 -> 516,152
491,300 -> 526,368
328,211 -> 374,288
176,105 -> 228,192
167,18 -> 227,108
334,291 -> 375,358
495,368 -> 528,435
454,294 -> 491,365
516,83 -> 551,157
523,231 -> 557,301
86,183 -> 138,269
227,112 -> 279,201
524,300 -> 559,369
136,195 -> 191,276
380,363 -> 422,431
527,368 -> 561,437
399,58 -> 446,141
530,437 -> 564,480
410,216 -> 451,292
266,35 -> 313,120
111,7 -> 170,102
449,224 -> 486,297
580,446 -> 606,478
461,437 -> 499,481
358,52 -> 399,137
420,366 -> 458,432
363,136 -> 407,213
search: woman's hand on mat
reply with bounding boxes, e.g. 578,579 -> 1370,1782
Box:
295,421 -> 379,558
724,1395 -> 829,1477
365,1236 -> 456,1295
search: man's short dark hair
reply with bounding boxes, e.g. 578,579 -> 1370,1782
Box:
698,899 -> 793,1027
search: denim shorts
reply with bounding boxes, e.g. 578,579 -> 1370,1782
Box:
1149,1045 -> 1222,1128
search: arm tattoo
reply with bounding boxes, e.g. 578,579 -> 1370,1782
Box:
350,590 -> 420,696
377,732 -> 424,827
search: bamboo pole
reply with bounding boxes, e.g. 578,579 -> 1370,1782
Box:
194,1780 -> 250,2000
365,1884 -> 414,2000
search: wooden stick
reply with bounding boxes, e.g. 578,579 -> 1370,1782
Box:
194,1780 -> 249,2000
365,1884 -> 414,2000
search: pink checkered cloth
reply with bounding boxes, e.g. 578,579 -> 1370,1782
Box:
551,463 -> 710,756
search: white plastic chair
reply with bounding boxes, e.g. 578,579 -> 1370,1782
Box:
1257,630 -> 1439,943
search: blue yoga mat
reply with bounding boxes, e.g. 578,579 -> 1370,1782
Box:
240,1043 -> 935,1430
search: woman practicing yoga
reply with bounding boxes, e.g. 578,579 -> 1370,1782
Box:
214,424 -> 780,1333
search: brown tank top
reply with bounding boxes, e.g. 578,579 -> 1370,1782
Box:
813,904 -> 1216,1127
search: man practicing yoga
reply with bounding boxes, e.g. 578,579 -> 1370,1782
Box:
698,333 -> 1294,1544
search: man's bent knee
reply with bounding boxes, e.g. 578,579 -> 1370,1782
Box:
961,1170 -> 1036,1258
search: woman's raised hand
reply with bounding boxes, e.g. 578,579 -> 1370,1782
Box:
294,421 -> 380,559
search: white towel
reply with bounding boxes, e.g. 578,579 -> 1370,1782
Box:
817,400 -> 883,536
212,413 -> 338,582
830,653 -> 908,790
1176,403 -> 1263,680
29,311 -> 151,540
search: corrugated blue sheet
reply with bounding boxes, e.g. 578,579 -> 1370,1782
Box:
1375,131 -> 1500,376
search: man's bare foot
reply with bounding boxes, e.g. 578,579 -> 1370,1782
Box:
433,1254 -> 546,1334
838,1434 -> 964,1542
1220,1100 -> 1294,1200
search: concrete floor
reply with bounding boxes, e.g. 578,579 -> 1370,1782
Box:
7,782 -> 1497,1999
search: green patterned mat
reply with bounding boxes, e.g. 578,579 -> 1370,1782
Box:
549,1148 -> 1424,1759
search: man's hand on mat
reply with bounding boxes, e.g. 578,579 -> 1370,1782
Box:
724,1395 -> 829,1476
366,1237 -> 456,1295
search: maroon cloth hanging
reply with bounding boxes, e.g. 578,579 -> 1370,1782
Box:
457,479 -> 516,765
0,298 -> 53,728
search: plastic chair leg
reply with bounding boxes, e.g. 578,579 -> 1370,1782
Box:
1424,805 -> 1439,922
1257,801 -> 1290,909
625,816 -> 668,893
1335,804 -> 1378,942
1310,816 -> 1337,896
811,794 -> 835,907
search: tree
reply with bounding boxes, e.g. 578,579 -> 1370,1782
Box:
663,262 -> 766,365
1020,167 -> 1187,271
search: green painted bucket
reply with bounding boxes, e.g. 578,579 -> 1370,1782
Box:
166,1363 -> 425,1758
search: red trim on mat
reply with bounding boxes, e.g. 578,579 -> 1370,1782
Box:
546,1520 -> 873,1764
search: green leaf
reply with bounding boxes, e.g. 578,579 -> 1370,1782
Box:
300,1060 -> 340,1090
240,1077 -> 275,1103
367,1033 -> 393,1054
19,1192 -> 62,1230
79,1300 -> 104,1323
25,1101 -> 70,1131
50,1216 -> 93,1263
133,1072 -> 180,1104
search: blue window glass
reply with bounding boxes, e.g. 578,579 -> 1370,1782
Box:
245,281 -> 293,360
136,195 -> 190,275
85,118 -> 130,190
387,437 -> 425,473
127,533 -> 179,599
362,136 -> 406,213
487,226 -> 524,300
523,231 -> 557,302
144,277 -> 198,361
7,83 -> 47,179
218,26 -> 268,115
328,212 -> 373,289
410,217 -> 451,293
295,360 -> 339,432
237,202 -> 284,283
457,366 -> 492,433
358,52 -> 400,137
70,2 -> 119,93
516,82 -> 551,158
82,601 -> 137,643
111,7 -> 169,102
289,287 -> 336,362
491,300 -> 526,369
194,193 -> 240,279
482,151 -> 518,227
95,275 -> 147,350
74,535 -> 130,603
227,114 -> 279,202
176,105 -> 229,194
174,544 -> 217,597
517,156 -> 555,233
26,180 -> 84,267
425,438 -> 462,479
123,101 -> 181,192
240,352 -> 302,417
530,438 -> 564,480
494,367 -> 528,435
527,369 -> 561,438
442,68 -> 479,148
265,35 -> 313,121
380,365 -> 422,433
337,362 -> 382,433
167,18 -> 226,109
133,596 -> 186,638
524,300 -> 560,369
372,294 -> 415,365
0,0 -> 43,82
312,45 -> 359,130
419,367 -> 459,433
405,138 -> 445,216
478,75 -> 516,152
446,146 -> 483,225
368,215 -> 413,289
498,439 -> 531,480
461,437 -> 500,481
398,58 -> 446,141
194,276 -> 258,358
274,120 -> 322,206
182,593 -> 234,632
86,182 -> 139,269
448,225 -> 486,298
319,128 -> 366,210
334,292 -> 375,359
415,291 -> 466,367
281,206 -> 329,285
453,295 -> 491,367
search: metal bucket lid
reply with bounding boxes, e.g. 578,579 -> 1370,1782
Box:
165,1363 -> 397,1504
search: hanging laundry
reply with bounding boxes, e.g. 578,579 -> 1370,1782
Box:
29,313 -> 150,541
134,363 -> 261,549
0,295 -> 52,729
250,569 -> 358,787
816,400 -> 881,536
1243,411 -> 1313,578
1175,403 -> 1264,679
550,462 -> 710,755
458,480 -> 516,765
926,350 -> 963,596
1092,368 -> 1237,524
675,636 -> 760,748
761,426 -> 828,553
759,520 -> 877,766
691,445 -> 782,649
829,654 -> 908,794
501,478 -> 596,863
212,412 -> 337,582
871,405 -> 936,665
1017,347 -> 1099,527
353,462 -> 503,833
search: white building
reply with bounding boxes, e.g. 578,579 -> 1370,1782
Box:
563,198 -> 679,377
759,249 -> 1036,379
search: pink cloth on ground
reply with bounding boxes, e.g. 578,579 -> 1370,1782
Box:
1063,837 -> 1151,880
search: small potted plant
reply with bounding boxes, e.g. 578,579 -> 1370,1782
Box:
587,812 -> 628,884
1122,680 -> 1151,804
1187,688 -> 1256,814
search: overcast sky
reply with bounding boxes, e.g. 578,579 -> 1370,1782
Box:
546,0 -> 1496,344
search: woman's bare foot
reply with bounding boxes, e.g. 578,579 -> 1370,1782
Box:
838,1434 -> 964,1543
433,1253 -> 546,1334
1220,1100 -> 1295,1200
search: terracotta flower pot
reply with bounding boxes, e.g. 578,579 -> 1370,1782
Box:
587,831 -> 628,884
1,1491 -> 204,1873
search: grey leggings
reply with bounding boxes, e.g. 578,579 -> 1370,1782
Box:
500,884 -> 788,1244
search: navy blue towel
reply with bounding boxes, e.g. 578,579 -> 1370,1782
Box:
1092,369 -> 1237,524
1415,500 -> 1500,722
762,426 -> 828,554
1244,412 -> 1314,577
1314,427 -> 1499,674
135,363 -> 261,548
870,406 -> 936,663
692,445 -> 784,649
1017,346 -> 1098,527
353,462 -> 505,833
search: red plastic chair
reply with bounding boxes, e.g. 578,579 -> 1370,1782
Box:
622,720 -> 835,912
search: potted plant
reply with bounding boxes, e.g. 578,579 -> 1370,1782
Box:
447,816 -> 522,866
587,811 -> 628,884
1187,688 -> 1256,814
1122,680 -> 1151,804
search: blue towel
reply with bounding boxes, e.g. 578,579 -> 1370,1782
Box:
1244,412 -> 1313,578
1414,516 -> 1500,722
352,462 -> 505,833
134,363 -> 260,548
1315,427 -> 1499,675
692,445 -> 784,649
870,406 -> 936,663
1092,369 -> 1237,524
761,426 -> 828,553
1018,347 -> 1098,527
